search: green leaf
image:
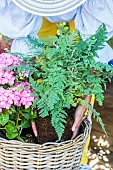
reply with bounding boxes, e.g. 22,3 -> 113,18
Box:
8,120 -> 15,126
21,112 -> 31,120
0,111 -> 9,126
30,111 -> 37,119
10,105 -> 16,113
24,107 -> 32,113
19,118 -> 31,128
17,136 -> 25,143
21,108 -> 37,120
5,124 -> 18,139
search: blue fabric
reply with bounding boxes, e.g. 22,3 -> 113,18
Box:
0,0 -> 113,63
79,164 -> 91,170
108,59 -> 113,66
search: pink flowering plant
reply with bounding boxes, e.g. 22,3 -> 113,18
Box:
0,53 -> 36,141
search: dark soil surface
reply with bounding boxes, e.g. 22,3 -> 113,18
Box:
36,115 -> 73,144
21,107 -> 76,144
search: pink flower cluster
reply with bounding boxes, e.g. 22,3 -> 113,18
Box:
0,82 -> 35,112
12,82 -> 35,109
0,53 -> 35,112
0,53 -> 20,85
0,87 -> 14,112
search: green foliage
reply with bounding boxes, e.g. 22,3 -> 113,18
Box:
14,24 -> 113,140
0,106 -> 36,141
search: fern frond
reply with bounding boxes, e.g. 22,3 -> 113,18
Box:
51,109 -> 67,140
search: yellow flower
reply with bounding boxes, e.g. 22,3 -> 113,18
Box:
36,78 -> 43,83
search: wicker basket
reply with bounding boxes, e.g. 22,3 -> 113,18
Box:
0,111 -> 92,170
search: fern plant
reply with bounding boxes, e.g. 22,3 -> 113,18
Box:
12,24 -> 113,140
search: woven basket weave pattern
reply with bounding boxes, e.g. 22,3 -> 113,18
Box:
0,116 -> 91,170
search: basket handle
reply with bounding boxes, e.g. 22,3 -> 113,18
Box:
87,107 -> 92,125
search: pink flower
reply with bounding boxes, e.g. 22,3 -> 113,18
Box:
3,95 -> 7,101
4,90 -> 11,96
0,101 -> 6,107
8,98 -> 13,105
1,78 -> 8,84
25,101 -> 32,108
5,103 -> 11,110
10,82 -> 35,108
8,76 -> 15,85
0,53 -> 20,85
14,100 -> 21,106
0,53 -> 20,67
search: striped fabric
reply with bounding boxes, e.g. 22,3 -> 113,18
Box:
0,0 -> 113,63
0,0 -> 42,53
